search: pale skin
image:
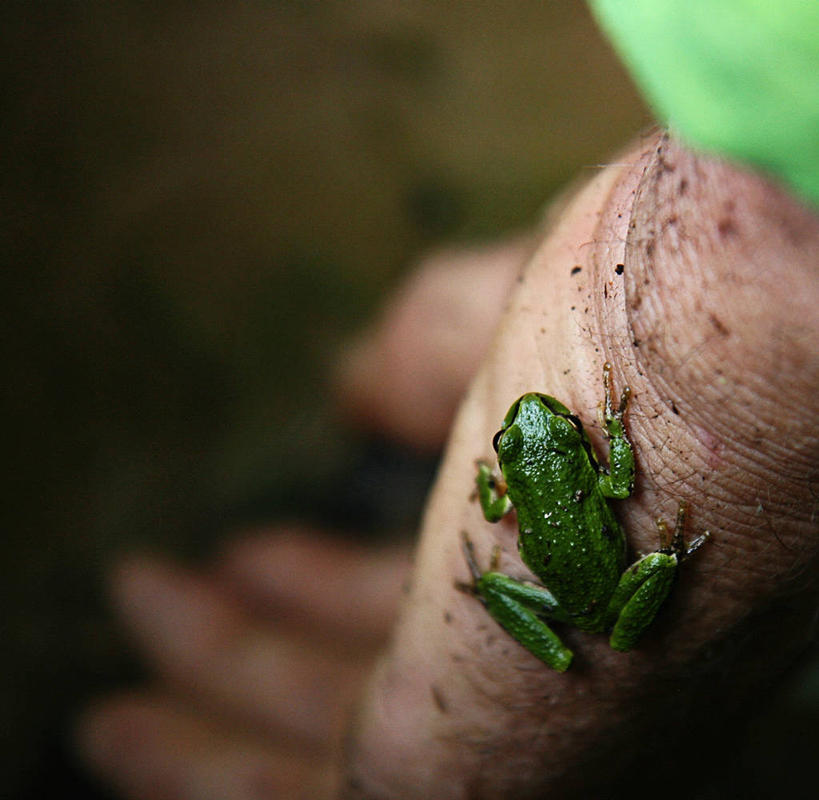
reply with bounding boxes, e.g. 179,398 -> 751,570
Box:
76,133 -> 819,799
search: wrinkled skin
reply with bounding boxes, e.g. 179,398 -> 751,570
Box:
77,133 -> 819,800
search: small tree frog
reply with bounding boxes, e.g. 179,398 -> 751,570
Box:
461,363 -> 707,671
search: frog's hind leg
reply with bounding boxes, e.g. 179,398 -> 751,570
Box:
459,533 -> 573,671
605,551 -> 678,652
605,502 -> 709,652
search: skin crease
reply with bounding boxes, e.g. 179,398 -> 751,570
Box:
75,132 -> 819,799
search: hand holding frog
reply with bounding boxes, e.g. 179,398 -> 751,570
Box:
344,133 -> 819,798
76,132 -> 819,800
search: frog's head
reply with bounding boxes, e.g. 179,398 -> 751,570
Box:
493,393 -> 593,463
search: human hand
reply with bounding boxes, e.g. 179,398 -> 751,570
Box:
343,131 -> 819,797
77,131 -> 819,799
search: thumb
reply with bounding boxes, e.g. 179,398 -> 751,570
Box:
342,131 -> 819,799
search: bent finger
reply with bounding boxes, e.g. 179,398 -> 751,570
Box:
215,525 -> 411,643
110,556 -> 365,745
335,235 -> 531,450
76,692 -> 338,800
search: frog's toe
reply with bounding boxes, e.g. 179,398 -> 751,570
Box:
460,531 -> 484,583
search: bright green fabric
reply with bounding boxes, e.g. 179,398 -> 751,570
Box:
589,0 -> 819,205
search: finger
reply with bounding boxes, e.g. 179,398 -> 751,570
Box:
110,556 -> 365,745
76,692 -> 338,800
216,525 -> 411,643
335,235 -> 532,450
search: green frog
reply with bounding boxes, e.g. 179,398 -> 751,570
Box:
461,364 -> 707,671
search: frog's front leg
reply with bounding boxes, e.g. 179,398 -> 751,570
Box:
475,460 -> 513,522
598,363 -> 635,500
460,533 -> 573,671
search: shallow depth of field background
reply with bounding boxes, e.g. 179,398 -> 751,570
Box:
2,2 -> 816,798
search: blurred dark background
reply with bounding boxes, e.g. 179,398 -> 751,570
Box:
1,2 -> 815,798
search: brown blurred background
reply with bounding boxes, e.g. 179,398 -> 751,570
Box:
2,2 -> 815,798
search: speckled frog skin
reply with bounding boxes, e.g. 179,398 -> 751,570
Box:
461,364 -> 706,671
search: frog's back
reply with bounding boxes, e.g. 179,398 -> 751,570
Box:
506,431 -> 626,623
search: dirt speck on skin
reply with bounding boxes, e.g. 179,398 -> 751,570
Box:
709,314 -> 730,337
431,684 -> 449,713
717,217 -> 739,237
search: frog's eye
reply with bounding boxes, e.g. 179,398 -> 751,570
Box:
492,428 -> 503,452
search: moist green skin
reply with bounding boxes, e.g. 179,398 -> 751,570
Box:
462,365 -> 705,672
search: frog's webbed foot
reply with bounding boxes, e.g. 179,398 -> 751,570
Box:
457,531 -> 500,595
657,501 -> 711,561
602,361 -> 631,425
457,532 -> 573,671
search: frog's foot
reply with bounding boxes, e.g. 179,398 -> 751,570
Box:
457,532 -> 486,593
457,531 -> 500,593
601,361 -> 631,425
597,363 -> 635,500
457,533 -> 573,671
657,501 -> 711,561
